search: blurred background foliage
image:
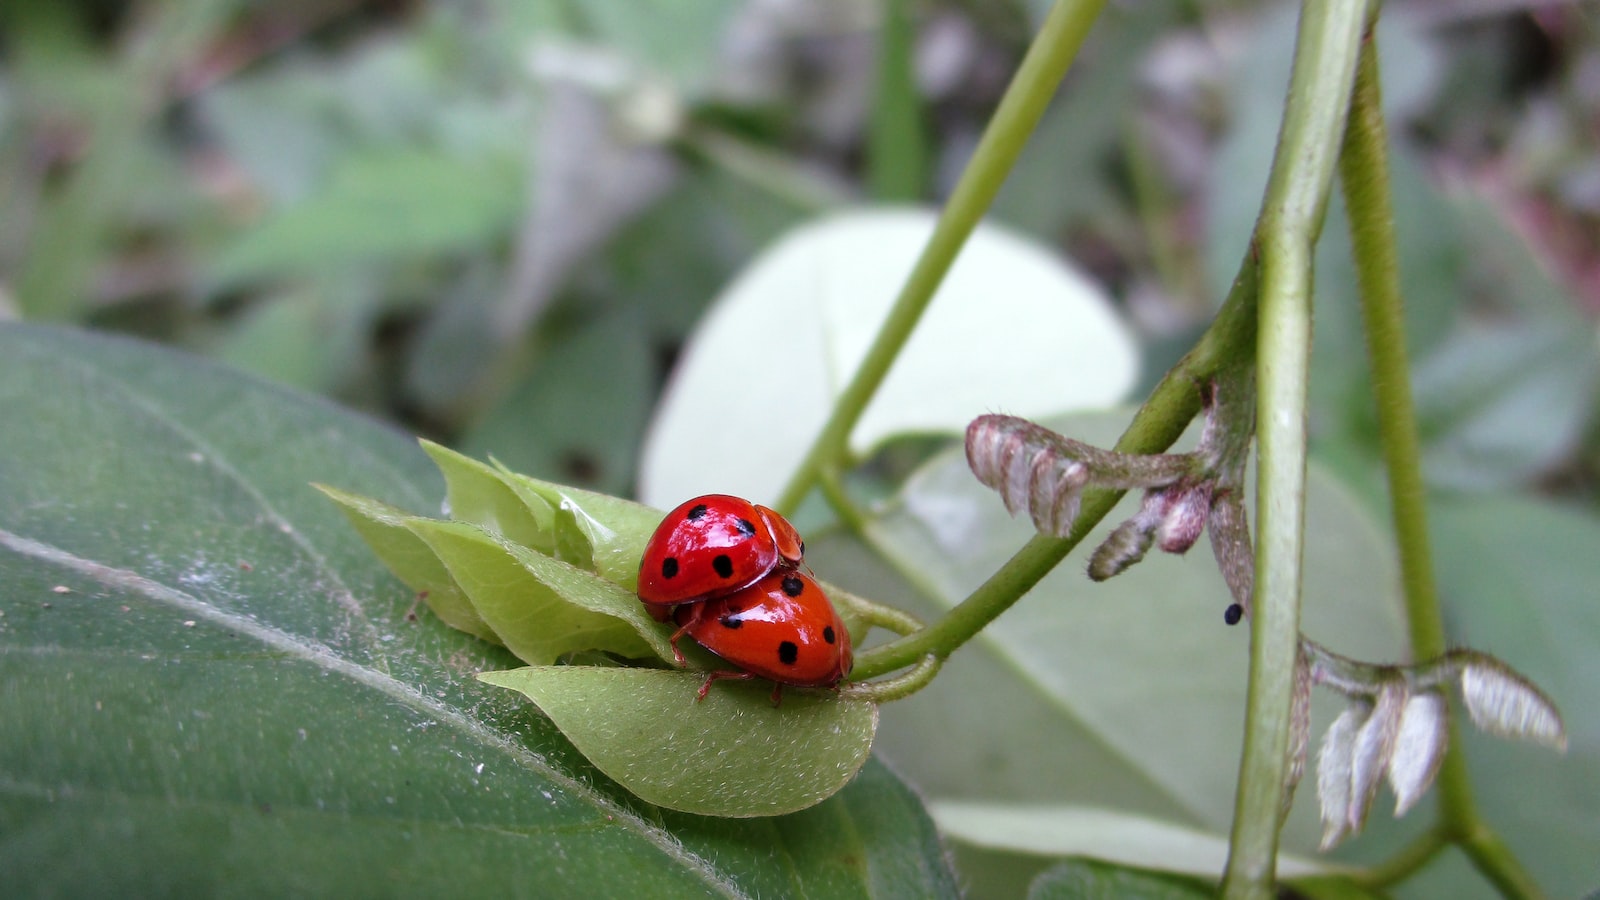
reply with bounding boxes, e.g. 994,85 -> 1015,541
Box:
1,0 -> 1596,504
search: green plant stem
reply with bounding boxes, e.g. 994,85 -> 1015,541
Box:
772,0 -> 1110,517
1338,35 -> 1544,900
817,468 -> 871,534
849,257 -> 1261,681
840,654 -> 941,703
1221,3 -> 1368,897
844,593 -> 924,638
1348,827 -> 1447,889
867,0 -> 927,201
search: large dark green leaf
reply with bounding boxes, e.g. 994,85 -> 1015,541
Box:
0,323 -> 956,897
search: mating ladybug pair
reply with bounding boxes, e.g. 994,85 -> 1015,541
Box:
637,495 -> 853,701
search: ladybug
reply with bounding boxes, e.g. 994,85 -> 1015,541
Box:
637,494 -> 804,622
670,570 -> 853,703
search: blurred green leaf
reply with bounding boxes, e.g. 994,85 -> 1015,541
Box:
588,168 -> 807,342
6,0 -> 235,320
0,323 -> 954,895
992,2 -> 1185,238
211,149 -> 523,285
461,311 -> 655,497
1025,857 -> 1214,900
1412,322 -> 1598,489
570,0 -> 743,93
215,285 -> 376,393
478,667 -> 878,817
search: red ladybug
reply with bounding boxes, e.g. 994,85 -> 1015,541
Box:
670,570 -> 852,703
637,495 -> 804,621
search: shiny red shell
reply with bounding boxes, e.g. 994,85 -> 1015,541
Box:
636,495 -> 805,619
671,571 -> 852,696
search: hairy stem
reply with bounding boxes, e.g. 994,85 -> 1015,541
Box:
773,0 -> 1109,516
1222,2 -> 1369,897
1339,32 -> 1544,900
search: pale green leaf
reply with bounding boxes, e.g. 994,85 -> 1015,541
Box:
406,519 -> 669,664
478,667 -> 878,817
931,803 -> 1335,880
313,484 -> 498,643
495,465 -> 663,589
420,439 -> 556,554
211,149 -> 523,284
638,209 -> 1139,506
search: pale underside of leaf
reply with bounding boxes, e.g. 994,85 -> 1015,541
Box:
478,666 -> 878,817
929,802 -> 1339,880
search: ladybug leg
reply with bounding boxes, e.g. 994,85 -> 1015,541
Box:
667,602 -> 712,667
695,670 -> 756,702
769,683 -> 783,707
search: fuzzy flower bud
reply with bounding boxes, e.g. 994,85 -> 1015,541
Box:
1155,483 -> 1212,554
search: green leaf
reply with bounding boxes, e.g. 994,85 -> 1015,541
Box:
211,148 -> 523,285
494,465 -> 664,589
638,209 -> 1139,506
0,323 -> 954,895
314,484 -> 498,643
419,439 -> 557,555
405,519 -> 671,665
569,0 -> 742,93
460,311 -> 655,497
1411,321 -> 1598,489
419,437 -> 663,586
214,285 -> 376,394
1025,857 -> 1214,900
477,667 -> 878,817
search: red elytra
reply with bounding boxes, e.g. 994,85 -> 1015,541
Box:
636,495 -> 805,621
670,570 -> 852,703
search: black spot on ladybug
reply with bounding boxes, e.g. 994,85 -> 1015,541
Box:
662,557 -> 679,579
735,518 -> 756,537
687,504 -> 708,520
781,575 -> 804,598
719,614 -> 743,629
1225,603 -> 1244,626
712,554 -> 734,578
823,626 -> 835,644
778,641 -> 799,665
